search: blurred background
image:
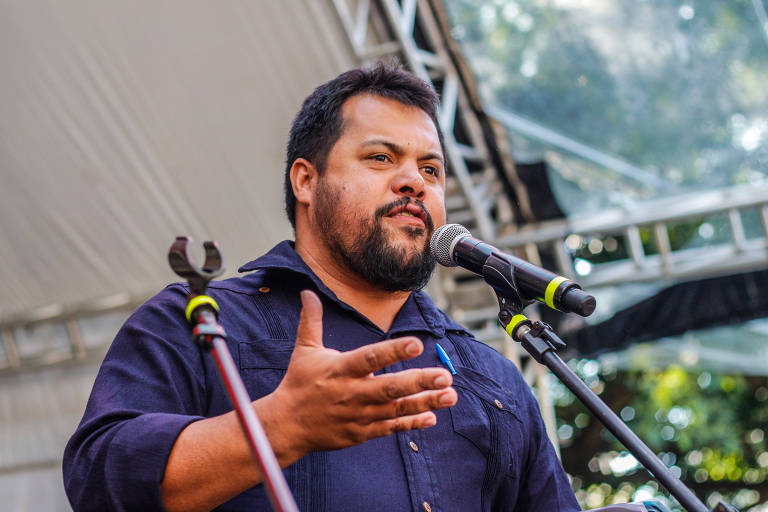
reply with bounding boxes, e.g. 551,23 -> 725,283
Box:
1,0 -> 766,510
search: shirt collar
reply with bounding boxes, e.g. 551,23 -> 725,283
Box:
238,240 -> 338,302
239,241 -> 471,338
239,240 -> 306,273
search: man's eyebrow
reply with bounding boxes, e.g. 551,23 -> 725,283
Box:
361,139 -> 404,155
361,139 -> 444,164
421,151 -> 444,164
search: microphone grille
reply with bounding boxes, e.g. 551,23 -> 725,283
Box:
430,223 -> 471,266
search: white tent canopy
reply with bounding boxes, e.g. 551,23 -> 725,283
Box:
1,0 -> 356,324
1,2 -> 358,509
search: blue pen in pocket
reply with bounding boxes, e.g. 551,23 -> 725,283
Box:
435,343 -> 457,375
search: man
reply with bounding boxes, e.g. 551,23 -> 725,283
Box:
64,64 -> 580,511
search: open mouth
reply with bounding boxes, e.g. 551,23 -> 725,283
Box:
385,203 -> 429,227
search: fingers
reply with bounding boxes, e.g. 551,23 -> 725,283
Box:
356,387 -> 458,423
333,368 -> 457,424
363,411 -> 438,439
295,290 -> 324,349
339,336 -> 424,377
357,367 -> 453,402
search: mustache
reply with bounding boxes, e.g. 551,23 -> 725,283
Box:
374,197 -> 434,232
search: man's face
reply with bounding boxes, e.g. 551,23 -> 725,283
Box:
310,94 -> 447,291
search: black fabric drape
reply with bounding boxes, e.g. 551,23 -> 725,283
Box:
566,269 -> 768,357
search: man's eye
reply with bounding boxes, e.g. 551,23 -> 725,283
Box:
371,154 -> 391,162
423,165 -> 440,177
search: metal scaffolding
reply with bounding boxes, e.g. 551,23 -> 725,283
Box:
328,0 -> 768,448
330,0 -> 768,345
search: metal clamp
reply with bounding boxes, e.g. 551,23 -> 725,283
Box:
168,236 -> 225,295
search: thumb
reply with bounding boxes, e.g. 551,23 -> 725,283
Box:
295,289 -> 324,349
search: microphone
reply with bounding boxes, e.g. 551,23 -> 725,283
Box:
430,224 -> 596,317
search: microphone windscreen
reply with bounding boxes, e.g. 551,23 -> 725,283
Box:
430,223 -> 471,266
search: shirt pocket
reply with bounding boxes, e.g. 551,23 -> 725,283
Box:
449,364 -> 524,479
238,340 -> 294,399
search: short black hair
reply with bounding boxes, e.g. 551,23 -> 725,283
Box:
283,62 -> 445,228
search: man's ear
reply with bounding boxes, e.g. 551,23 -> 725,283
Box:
290,158 -> 318,206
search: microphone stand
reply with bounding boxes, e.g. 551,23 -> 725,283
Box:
491,279 -> 738,512
168,237 -> 299,512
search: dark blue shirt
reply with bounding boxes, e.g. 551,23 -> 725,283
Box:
64,241 -> 580,511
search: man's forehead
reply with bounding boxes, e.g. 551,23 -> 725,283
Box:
339,94 -> 442,148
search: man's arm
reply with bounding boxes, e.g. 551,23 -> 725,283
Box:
161,290 -> 457,512
63,286 -> 209,512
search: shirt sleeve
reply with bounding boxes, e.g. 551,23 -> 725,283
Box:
63,285 -> 208,512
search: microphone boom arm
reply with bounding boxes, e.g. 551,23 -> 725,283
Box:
490,273 -> 736,512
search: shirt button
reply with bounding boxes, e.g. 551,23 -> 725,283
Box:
409,441 -> 419,452
258,286 -> 271,293
494,399 -> 503,410
422,501 -> 432,512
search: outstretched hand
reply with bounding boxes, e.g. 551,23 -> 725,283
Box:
268,290 -> 457,459
162,289 -> 457,511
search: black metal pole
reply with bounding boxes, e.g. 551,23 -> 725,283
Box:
493,279 -> 737,511
192,307 -> 299,512
168,237 -> 298,512
527,333 -> 709,512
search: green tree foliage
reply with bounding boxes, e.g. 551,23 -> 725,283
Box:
445,0 -> 768,195
552,361 -> 768,509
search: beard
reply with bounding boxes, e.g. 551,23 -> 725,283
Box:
314,179 -> 437,292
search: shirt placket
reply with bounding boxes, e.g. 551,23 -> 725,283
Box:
390,359 -> 442,512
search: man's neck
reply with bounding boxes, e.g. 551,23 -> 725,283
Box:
294,239 -> 410,333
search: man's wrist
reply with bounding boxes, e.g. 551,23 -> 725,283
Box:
253,392 -> 306,468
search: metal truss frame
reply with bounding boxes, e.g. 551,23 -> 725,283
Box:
329,0 -> 768,452
330,0 -> 562,448
331,0 -> 768,343
332,0 -> 505,241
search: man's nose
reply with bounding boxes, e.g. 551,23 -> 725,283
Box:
392,162 -> 425,199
